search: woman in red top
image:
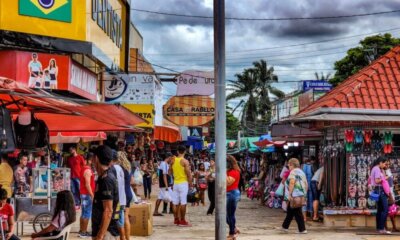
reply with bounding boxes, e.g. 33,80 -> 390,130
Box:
0,186 -> 19,240
226,155 -> 241,240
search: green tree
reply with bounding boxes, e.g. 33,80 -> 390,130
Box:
209,111 -> 241,140
330,33 -> 400,86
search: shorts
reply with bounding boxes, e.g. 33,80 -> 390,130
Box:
80,194 -> 93,219
172,182 -> 189,205
311,180 -> 321,201
158,187 -> 172,200
117,206 -> 125,228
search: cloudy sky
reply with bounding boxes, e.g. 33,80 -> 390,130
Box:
131,0 -> 400,113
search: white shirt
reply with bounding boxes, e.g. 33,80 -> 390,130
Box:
203,161 -> 210,171
113,164 -> 127,206
51,211 -> 66,231
159,161 -> 169,175
312,167 -> 324,182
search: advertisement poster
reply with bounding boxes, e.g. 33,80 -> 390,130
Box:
123,104 -> 154,128
104,73 -> 157,104
176,70 -> 214,96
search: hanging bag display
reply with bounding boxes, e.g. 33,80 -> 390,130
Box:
0,106 -> 16,153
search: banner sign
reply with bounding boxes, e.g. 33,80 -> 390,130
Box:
301,80 -> 332,92
176,70 -> 214,96
123,104 -> 154,128
104,73 -> 156,104
163,96 -> 215,126
0,50 -> 98,100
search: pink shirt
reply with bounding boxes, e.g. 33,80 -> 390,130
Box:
370,166 -> 383,186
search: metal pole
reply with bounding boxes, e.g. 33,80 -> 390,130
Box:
213,0 -> 226,239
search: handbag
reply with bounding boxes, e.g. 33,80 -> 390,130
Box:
289,176 -> 306,208
133,168 -> 143,186
198,183 -> 208,190
0,107 -> 16,153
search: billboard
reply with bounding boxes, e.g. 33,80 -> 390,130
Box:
0,50 -> 98,100
163,96 -> 215,126
123,104 -> 154,128
104,73 -> 157,104
176,70 -> 214,96
0,1 -> 86,41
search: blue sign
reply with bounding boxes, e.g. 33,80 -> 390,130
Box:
302,80 -> 332,92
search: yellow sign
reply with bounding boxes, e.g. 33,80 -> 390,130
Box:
87,0 -> 126,70
124,104 -> 155,128
0,1 -> 86,40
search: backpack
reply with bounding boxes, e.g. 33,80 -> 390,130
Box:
0,107 -> 16,153
14,113 -> 49,149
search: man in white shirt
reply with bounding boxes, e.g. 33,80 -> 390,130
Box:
153,153 -> 174,216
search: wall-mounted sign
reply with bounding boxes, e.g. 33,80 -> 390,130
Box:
163,96 -> 215,126
176,70 -> 214,96
123,104 -> 154,128
0,50 -> 98,100
19,0 -> 72,23
104,73 -> 157,104
0,1 -> 86,41
301,80 -> 332,92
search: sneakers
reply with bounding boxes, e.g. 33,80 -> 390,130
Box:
174,219 -> 179,225
279,228 -> 289,233
78,232 -> 91,238
178,220 -> 192,227
296,230 -> 308,234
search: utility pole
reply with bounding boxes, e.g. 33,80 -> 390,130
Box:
214,0 -> 226,239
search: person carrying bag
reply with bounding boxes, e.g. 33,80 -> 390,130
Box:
281,158 -> 308,234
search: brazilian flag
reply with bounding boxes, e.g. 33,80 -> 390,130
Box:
19,0 -> 72,23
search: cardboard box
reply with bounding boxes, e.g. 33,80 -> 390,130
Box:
129,203 -> 153,236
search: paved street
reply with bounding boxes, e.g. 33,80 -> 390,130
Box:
19,185 -> 399,239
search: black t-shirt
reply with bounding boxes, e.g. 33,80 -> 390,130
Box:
92,168 -> 119,237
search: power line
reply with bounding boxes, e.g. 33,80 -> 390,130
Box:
131,8 -> 400,21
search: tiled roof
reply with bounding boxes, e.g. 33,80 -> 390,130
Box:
297,45 -> 400,116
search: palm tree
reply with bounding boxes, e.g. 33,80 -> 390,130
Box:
253,60 -> 285,122
314,72 -> 332,81
227,69 -> 258,124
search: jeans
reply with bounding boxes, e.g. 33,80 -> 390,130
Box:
282,204 -> 306,232
143,176 -> 152,198
376,190 -> 388,231
71,178 -> 81,206
207,181 -> 215,214
226,189 -> 241,235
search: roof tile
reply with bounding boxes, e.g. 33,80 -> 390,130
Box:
297,46 -> 400,116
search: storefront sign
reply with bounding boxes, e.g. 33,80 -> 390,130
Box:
123,104 -> 154,128
19,0 -> 72,23
301,80 -> 332,92
176,70 -> 214,96
70,63 -> 98,100
104,73 -> 156,104
163,96 -> 215,126
1,1 -> 85,40
0,50 -> 98,100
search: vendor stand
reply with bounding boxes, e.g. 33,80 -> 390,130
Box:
288,46 -> 400,228
0,77 -> 146,236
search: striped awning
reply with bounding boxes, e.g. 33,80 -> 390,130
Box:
163,96 -> 215,126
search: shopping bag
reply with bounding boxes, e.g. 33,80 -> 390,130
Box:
163,189 -> 173,203
282,200 -> 287,212
274,183 -> 284,197
133,168 -> 143,186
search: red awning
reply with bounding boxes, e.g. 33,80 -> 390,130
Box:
0,77 -> 146,131
154,125 -> 182,143
50,131 -> 107,144
253,139 -> 287,148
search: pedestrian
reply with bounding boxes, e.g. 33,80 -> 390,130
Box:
203,158 -> 210,171
384,160 -> 398,232
78,152 -> 95,238
31,190 -> 76,239
153,153 -> 173,216
170,145 -> 193,227
141,158 -> 153,199
281,158 -> 308,234
206,159 -> 216,215
226,155 -> 241,240
118,151 -> 134,240
311,166 -> 324,221
66,146 -> 85,209
195,163 -> 208,206
370,157 -> 391,234
13,154 -> 30,195
92,145 -> 119,240
111,150 -> 127,240
302,157 -> 314,221
0,186 -> 19,240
